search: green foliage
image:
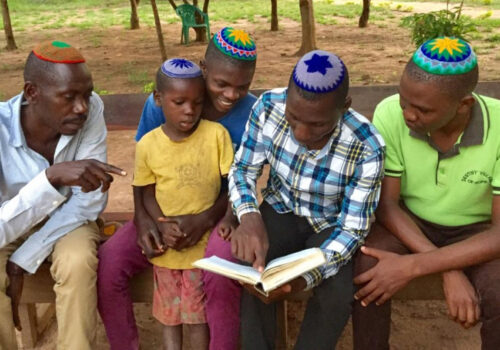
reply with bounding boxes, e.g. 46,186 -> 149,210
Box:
401,3 -> 476,47
94,86 -> 110,95
143,82 -> 155,94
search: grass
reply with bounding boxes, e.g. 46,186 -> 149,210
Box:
124,61 -> 153,87
2,0 -> 406,31
387,0 -> 500,9
485,33 -> 500,42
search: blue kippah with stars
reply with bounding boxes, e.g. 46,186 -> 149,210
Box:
161,58 -> 202,78
292,50 -> 346,93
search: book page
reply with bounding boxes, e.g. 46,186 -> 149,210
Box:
259,248 -> 326,292
263,248 -> 323,272
192,256 -> 262,285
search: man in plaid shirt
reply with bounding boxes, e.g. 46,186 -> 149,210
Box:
228,50 -> 385,349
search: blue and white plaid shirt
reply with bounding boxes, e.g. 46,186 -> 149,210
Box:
229,88 -> 385,289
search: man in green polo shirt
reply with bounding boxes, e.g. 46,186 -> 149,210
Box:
352,37 -> 500,349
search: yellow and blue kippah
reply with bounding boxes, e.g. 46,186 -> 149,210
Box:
161,58 -> 202,78
32,40 -> 85,64
412,36 -> 477,75
292,50 -> 346,93
213,27 -> 257,61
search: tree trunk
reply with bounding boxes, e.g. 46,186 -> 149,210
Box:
271,0 -> 278,31
296,0 -> 316,56
150,0 -> 167,61
167,0 -> 177,10
130,0 -> 140,29
358,0 -> 370,28
1,0 -> 17,51
193,0 -> 209,42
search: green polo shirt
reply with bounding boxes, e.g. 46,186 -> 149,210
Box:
373,93 -> 500,226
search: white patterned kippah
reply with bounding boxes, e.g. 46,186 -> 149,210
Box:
161,58 -> 202,78
292,50 -> 346,93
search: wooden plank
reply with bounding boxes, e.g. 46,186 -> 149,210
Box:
36,304 -> 56,336
19,303 -> 38,348
276,300 -> 288,350
21,264 -> 55,304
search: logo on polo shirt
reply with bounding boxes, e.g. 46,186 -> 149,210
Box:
461,170 -> 492,185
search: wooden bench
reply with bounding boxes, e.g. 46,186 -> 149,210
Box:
18,82 -> 500,348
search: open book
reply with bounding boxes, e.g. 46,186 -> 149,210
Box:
193,247 -> 326,296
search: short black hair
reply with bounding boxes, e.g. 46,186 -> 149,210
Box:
24,51 -> 59,83
287,66 -> 350,106
404,59 -> 478,100
204,38 -> 256,70
155,68 -> 204,93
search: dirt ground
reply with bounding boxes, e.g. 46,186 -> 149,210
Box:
6,4 -> 498,349
2,4 -> 500,99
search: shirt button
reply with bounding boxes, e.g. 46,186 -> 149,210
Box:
36,259 -> 42,265
52,201 -> 59,206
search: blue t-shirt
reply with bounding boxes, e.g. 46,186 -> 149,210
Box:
135,93 -> 257,150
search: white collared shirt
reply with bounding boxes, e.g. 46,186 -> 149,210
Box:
0,92 -> 108,273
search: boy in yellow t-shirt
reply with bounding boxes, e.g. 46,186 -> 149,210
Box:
133,58 -> 234,350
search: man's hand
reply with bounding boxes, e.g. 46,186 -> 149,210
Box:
231,212 -> 269,271
242,276 -> 307,304
134,211 -> 164,259
46,159 -> 126,193
161,212 -> 212,250
6,261 -> 25,331
442,270 -> 480,329
354,246 -> 417,307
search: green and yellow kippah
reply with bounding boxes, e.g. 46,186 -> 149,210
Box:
213,27 -> 256,61
32,41 -> 85,64
412,36 -> 477,75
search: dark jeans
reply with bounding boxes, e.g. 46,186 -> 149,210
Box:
240,202 -> 354,350
352,213 -> 500,350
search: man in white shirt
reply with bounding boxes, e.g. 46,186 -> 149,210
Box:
0,40 -> 124,349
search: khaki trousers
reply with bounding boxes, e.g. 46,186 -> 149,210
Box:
0,222 -> 100,350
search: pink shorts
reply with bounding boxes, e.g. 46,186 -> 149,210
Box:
152,266 -> 207,326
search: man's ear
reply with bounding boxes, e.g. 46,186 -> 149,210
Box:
457,94 -> 476,115
153,90 -> 162,107
343,95 -> 352,113
199,59 -> 207,79
23,82 -> 39,104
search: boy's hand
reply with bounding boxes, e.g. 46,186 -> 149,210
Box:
157,217 -> 185,249
442,270 -> 480,329
218,213 -> 239,241
135,212 -> 164,259
6,261 -> 25,331
354,247 -> 416,306
162,213 -> 210,249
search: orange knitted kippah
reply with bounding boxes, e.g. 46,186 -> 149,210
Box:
32,41 -> 85,64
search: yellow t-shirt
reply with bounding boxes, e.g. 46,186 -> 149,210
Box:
133,119 -> 234,269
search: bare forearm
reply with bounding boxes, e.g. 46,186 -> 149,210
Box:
376,200 -> 437,253
141,185 -> 164,220
413,227 -> 500,277
204,191 -> 228,228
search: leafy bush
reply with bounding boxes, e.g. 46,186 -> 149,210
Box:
401,1 -> 475,47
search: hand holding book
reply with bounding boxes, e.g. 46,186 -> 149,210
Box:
193,247 -> 326,296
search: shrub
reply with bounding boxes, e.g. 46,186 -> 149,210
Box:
401,1 -> 475,47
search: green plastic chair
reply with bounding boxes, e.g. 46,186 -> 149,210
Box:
175,4 -> 210,45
